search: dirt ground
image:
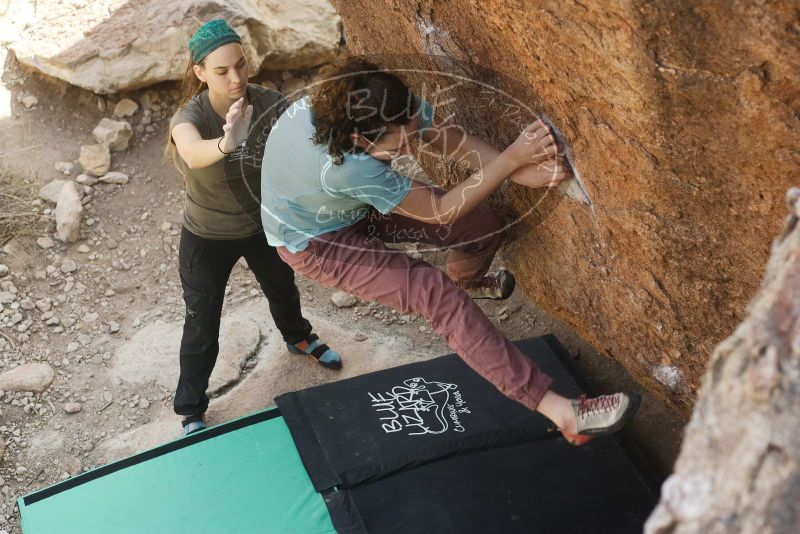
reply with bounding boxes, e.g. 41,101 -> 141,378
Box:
0,50 -> 686,532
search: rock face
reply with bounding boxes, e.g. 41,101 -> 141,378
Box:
8,0 -> 342,94
645,189 -> 800,533
330,0 -> 800,412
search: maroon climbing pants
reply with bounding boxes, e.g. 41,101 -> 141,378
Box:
277,200 -> 554,411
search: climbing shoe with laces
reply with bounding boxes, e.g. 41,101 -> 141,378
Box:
560,392 -> 641,446
458,269 -> 516,300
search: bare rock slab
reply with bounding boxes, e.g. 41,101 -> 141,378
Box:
99,309 -> 425,461
112,316 -> 260,393
208,319 -> 261,395
8,0 -> 342,94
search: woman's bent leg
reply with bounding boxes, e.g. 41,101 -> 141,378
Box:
278,224 -> 553,411
362,190 -> 506,283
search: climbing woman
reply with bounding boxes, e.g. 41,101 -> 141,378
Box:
165,19 -> 342,435
259,57 -> 640,445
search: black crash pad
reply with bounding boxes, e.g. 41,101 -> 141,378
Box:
276,336 -> 585,491
277,336 -> 661,534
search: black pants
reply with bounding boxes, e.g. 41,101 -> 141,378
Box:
174,227 -> 312,417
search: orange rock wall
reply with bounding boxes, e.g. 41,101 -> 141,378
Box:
331,0 -> 800,412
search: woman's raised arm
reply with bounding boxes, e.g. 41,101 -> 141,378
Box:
171,97 -> 252,170
393,120 -> 559,224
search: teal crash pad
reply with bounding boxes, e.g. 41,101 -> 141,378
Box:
18,408 -> 336,534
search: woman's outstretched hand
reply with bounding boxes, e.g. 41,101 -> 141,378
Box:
509,155 -> 573,189
505,120 -> 558,168
221,97 -> 253,152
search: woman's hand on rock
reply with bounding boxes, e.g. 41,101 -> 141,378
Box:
221,97 -> 253,152
506,120 -> 558,168
508,155 -> 572,189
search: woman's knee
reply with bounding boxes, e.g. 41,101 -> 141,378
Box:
409,265 -> 470,318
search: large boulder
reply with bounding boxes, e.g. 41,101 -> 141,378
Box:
8,0 -> 342,94
646,189 -> 800,533
330,1 -> 800,412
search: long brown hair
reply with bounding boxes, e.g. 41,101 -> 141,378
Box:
311,57 -> 418,165
163,56 -> 207,175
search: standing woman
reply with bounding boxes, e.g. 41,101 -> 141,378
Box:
165,20 -> 342,435
260,58 -> 640,445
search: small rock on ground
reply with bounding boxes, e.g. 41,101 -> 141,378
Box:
331,291 -> 358,308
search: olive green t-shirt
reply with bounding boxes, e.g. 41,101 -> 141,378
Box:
169,84 -> 288,239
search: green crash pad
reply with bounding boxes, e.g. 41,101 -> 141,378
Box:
18,408 -> 336,534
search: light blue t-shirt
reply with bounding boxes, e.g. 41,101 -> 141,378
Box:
260,95 -> 435,252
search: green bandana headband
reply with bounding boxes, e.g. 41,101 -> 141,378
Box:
189,19 -> 242,64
